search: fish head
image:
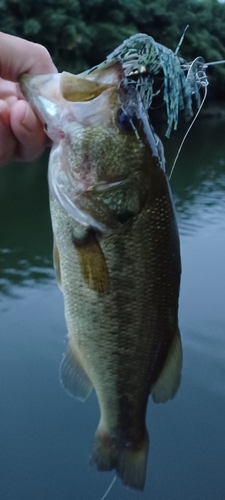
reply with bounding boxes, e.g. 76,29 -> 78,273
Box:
20,60 -> 164,230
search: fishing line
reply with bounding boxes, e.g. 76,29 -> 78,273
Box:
99,475 -> 117,500
169,85 -> 207,180
175,24 -> 189,55
169,53 -> 225,179
204,60 -> 225,67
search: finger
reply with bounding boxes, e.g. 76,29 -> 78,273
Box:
0,32 -> 57,82
0,102 -> 16,166
0,99 -> 10,126
0,78 -> 28,102
0,78 -> 19,99
10,99 -> 48,162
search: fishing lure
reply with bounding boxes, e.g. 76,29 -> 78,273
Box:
89,31 -> 207,138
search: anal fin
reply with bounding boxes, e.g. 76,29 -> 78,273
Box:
151,328 -> 182,404
60,341 -> 93,402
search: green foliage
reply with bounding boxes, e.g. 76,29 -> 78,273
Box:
0,0 -> 225,100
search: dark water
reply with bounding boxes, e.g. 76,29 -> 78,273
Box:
1,119 -> 225,500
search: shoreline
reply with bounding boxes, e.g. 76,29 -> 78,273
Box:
200,103 -> 225,118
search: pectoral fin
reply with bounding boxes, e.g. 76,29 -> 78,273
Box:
151,328 -> 182,403
73,231 -> 110,293
53,239 -> 62,290
60,341 -> 93,402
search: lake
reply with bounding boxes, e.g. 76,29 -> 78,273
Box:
0,117 -> 225,500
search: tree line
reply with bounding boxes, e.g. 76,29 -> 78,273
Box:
1,0 -> 225,101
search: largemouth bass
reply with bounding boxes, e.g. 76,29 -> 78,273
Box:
20,43 -> 182,490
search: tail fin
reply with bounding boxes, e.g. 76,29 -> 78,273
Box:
90,429 -> 149,490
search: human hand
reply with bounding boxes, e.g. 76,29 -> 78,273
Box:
0,32 -> 57,166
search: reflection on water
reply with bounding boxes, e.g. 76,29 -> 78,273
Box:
164,117 -> 225,236
0,119 -> 225,500
0,153 -> 53,297
0,249 -> 54,297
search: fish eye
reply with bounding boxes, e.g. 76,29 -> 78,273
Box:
116,109 -> 134,133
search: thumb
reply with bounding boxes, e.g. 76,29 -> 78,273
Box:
0,32 -> 57,81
